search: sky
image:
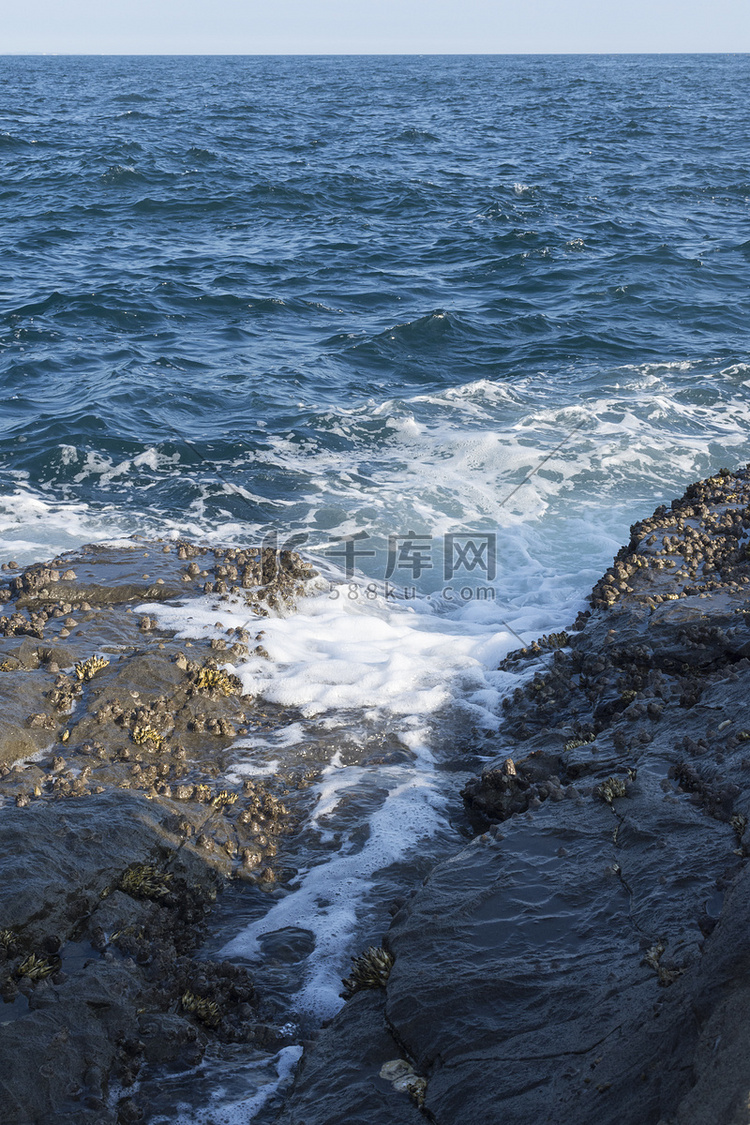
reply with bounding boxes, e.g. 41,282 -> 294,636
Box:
2,0 -> 749,54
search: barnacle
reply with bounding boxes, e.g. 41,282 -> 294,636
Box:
563,733 -> 595,752
380,1060 -> 413,1082
405,1077 -> 427,1108
643,941 -> 664,971
0,928 -> 19,954
341,946 -> 394,999
539,631 -> 570,650
17,953 -> 57,981
731,813 -> 747,853
212,789 -> 238,810
181,990 -> 221,1028
502,631 -> 571,665
595,776 -> 628,804
643,941 -> 683,986
379,1060 -> 427,1107
120,863 -> 173,900
193,783 -> 213,802
75,655 -> 110,682
195,667 -> 240,695
132,725 -> 164,750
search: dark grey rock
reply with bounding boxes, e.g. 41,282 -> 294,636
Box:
275,992 -> 424,1125
0,536 -> 319,1124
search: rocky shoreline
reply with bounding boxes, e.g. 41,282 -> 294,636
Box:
277,465 -> 750,1125
4,466 -> 750,1123
0,541 -> 316,1123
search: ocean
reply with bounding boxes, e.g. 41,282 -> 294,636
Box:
2,52 -> 750,1121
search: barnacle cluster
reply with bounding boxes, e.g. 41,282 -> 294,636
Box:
538,631 -> 570,650
406,1077 -> 427,1109
181,990 -> 221,1028
379,1059 -> 427,1108
132,724 -> 165,750
75,655 -> 110,682
0,928 -> 19,954
16,953 -> 57,981
341,945 -> 394,999
643,942 -> 664,971
563,733 -> 595,752
643,941 -> 683,987
501,631 -> 571,667
595,776 -> 628,805
195,667 -> 239,695
120,863 -> 173,900
731,813 -> 747,853
212,789 -> 237,810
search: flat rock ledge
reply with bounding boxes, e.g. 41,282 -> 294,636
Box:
0,540 -> 317,1125
277,464 -> 750,1125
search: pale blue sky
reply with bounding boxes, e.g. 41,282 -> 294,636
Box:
3,0 -> 749,54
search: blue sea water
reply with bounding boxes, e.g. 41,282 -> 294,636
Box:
2,53 -> 750,582
2,54 -> 750,1122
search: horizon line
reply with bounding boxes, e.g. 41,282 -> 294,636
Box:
2,50 -> 749,58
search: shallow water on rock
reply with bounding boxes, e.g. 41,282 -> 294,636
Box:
140,690 -> 482,1124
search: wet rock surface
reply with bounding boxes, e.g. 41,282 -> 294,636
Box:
276,992 -> 425,1125
278,465 -> 750,1125
0,540 -> 317,1124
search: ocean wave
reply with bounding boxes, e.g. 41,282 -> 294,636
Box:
99,164 -> 140,185
114,109 -> 157,120
394,128 -> 440,142
0,132 -> 32,149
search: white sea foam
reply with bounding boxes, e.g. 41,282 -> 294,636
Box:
156,1045 -> 303,1125
5,361 -> 747,576
0,487 -> 132,563
142,574 -> 564,730
71,447 -> 181,486
141,567 -> 582,1026
220,738 -> 449,1021
232,362 -> 750,563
